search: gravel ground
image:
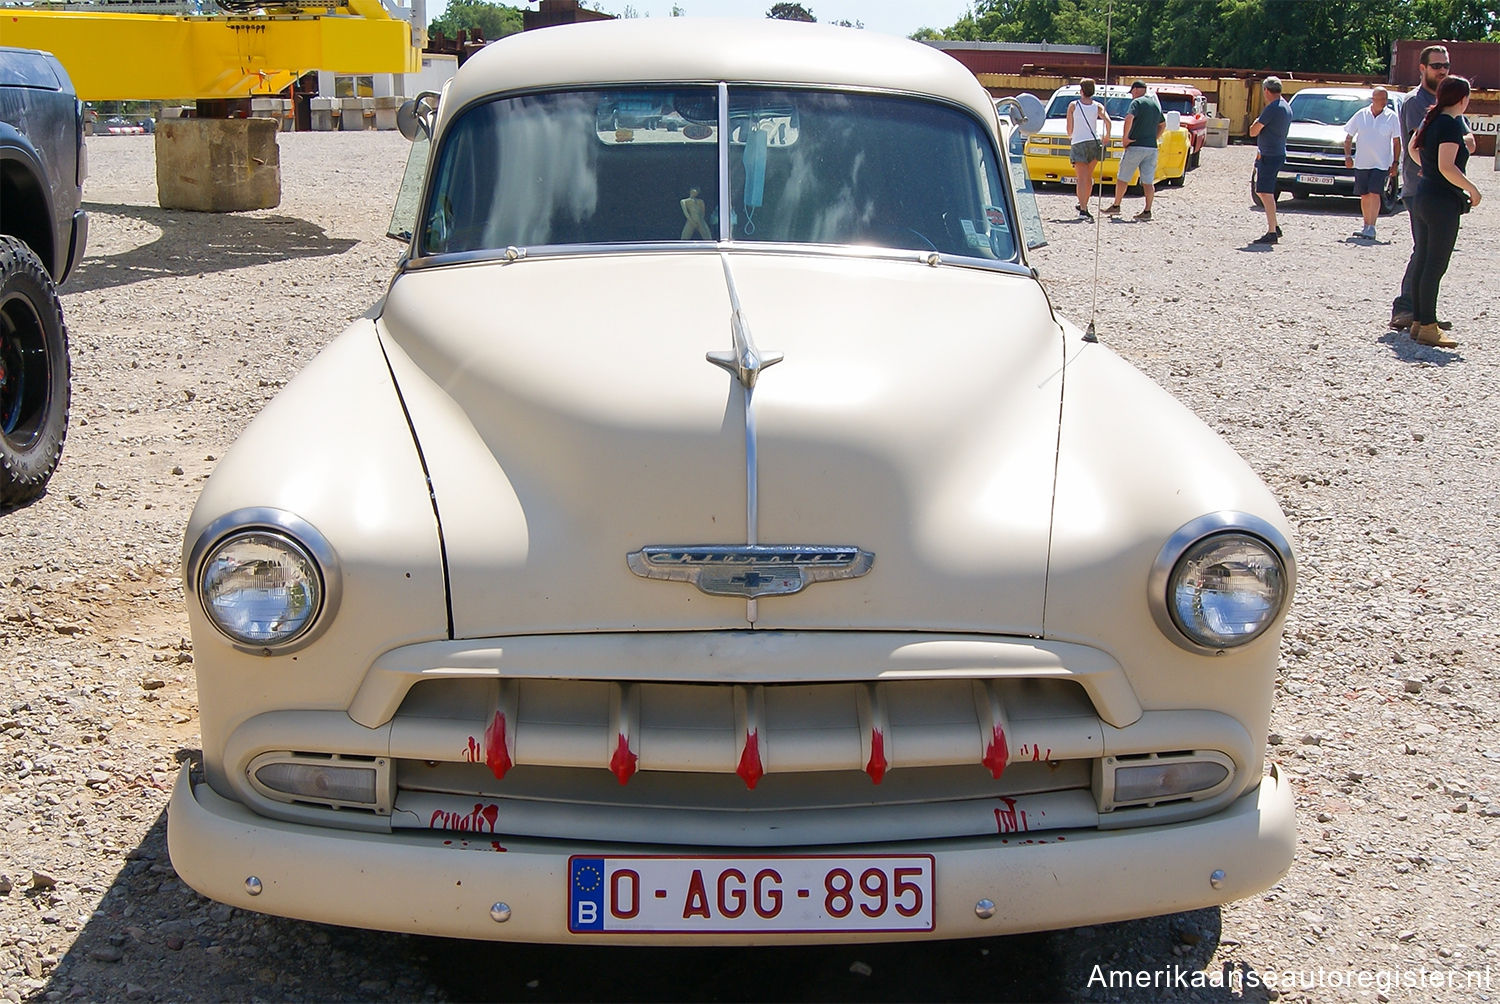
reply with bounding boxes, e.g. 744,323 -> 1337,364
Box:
2,130 -> 1497,1003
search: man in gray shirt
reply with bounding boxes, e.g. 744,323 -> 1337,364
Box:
1390,45 -> 1475,329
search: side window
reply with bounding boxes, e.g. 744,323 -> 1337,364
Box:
1005,129 -> 1047,251
387,131 -> 430,243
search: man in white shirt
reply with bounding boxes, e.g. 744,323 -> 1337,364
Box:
1343,86 -> 1402,240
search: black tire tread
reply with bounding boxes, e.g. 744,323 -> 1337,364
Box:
0,234 -> 72,507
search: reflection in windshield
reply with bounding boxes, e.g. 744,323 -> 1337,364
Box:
1288,93 -> 1372,126
419,86 -> 1017,261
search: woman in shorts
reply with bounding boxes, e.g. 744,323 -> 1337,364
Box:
1066,78 -> 1110,219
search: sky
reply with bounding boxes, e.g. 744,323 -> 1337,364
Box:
424,1 -> 974,39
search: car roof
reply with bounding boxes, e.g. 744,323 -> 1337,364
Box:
441,19 -> 999,129
1150,83 -> 1202,96
1291,87 -> 1387,97
1050,83 -> 1136,97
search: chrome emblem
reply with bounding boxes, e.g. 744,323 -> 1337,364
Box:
627,545 -> 874,598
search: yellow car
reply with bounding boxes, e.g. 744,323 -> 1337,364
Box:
1022,83 -> 1189,187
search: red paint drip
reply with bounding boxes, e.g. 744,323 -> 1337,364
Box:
981,724 -> 1009,779
610,732 -> 638,785
737,729 -> 764,790
865,728 -> 888,785
484,711 -> 513,781
994,796 -> 1029,834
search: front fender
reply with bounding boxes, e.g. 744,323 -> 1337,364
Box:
184,322 -> 450,793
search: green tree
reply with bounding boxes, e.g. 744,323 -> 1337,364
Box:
429,0 -> 524,41
767,3 -> 816,21
935,0 -> 1497,75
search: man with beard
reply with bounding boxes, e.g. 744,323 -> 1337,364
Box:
1389,45 -> 1475,330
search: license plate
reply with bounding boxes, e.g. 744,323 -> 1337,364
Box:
568,854 -> 935,934
1297,174 -> 1337,185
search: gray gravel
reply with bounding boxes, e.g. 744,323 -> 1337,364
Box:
2,131 -> 1497,1002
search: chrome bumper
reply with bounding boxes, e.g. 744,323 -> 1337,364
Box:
168,763 -> 1295,945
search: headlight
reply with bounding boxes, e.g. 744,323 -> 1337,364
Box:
189,509 -> 340,652
1149,513 -> 1294,653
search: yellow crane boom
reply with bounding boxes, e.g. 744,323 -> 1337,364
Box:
0,5 -> 421,100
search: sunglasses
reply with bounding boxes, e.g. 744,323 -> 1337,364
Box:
1427,62 -> 1450,69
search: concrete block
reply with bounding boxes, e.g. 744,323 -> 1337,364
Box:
340,97 -> 372,131
250,97 -> 277,116
155,118 -> 281,212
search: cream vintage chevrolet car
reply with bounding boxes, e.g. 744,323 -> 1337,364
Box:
168,18 -> 1296,944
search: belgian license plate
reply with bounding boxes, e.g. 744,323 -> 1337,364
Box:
1298,174 -> 1336,185
567,854 -> 935,934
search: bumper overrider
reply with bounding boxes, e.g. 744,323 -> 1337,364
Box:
169,762 -> 1293,944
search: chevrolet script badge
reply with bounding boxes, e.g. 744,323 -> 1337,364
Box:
626,545 -> 874,599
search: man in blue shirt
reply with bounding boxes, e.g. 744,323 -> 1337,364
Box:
1248,76 -> 1292,245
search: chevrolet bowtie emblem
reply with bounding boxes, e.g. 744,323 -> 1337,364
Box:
627,545 -> 874,598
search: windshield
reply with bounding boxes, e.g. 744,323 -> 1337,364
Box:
1288,92 -> 1370,126
419,86 -> 1018,261
1157,95 -> 1196,116
1045,94 -> 1133,121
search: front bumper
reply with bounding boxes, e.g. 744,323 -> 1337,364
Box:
168,762 -> 1295,945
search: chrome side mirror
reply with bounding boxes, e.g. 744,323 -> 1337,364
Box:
996,93 -> 1046,136
397,92 -> 440,142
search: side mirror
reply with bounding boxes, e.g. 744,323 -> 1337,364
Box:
996,93 -> 1047,136
397,92 -> 440,142
1165,110 -> 1182,131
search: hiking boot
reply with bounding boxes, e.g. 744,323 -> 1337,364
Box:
1412,322 -> 1458,348
1251,231 -> 1279,245
1388,310 -> 1414,330
1134,209 -> 1152,221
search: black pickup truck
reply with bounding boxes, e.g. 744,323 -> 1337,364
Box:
1,45 -> 87,506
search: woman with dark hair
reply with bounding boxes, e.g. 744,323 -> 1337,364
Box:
1402,75 -> 1482,348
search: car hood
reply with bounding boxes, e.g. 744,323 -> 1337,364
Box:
378,251 -> 1064,636
1287,122 -> 1345,147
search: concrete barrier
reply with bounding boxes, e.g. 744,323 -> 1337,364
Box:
310,97 -> 338,132
155,117 -> 281,211
340,97 -> 372,131
373,96 -> 402,131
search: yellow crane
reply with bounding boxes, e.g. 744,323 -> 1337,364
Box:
0,0 -> 422,100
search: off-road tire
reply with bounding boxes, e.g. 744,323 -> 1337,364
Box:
0,235 -> 71,507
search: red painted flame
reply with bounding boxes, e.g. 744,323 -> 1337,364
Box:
737,729 -> 764,790
610,732 -> 638,785
981,724 -> 1009,779
484,710 -> 513,781
865,728 -> 888,785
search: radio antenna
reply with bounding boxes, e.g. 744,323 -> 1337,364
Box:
1083,0 -> 1114,344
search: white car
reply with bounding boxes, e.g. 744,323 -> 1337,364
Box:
169,18 -> 1296,945
1278,86 -> 1404,209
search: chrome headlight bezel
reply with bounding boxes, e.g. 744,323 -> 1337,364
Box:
1148,512 -> 1295,655
187,508 -> 342,655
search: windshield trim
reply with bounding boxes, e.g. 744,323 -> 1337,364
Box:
407,81 -> 1023,268
398,241 -> 1037,279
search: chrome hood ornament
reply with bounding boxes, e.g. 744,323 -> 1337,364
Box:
629,255 -> 873,618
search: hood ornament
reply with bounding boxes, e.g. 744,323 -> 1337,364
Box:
706,255 -> 782,389
630,255 -> 871,618
627,545 -> 874,599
